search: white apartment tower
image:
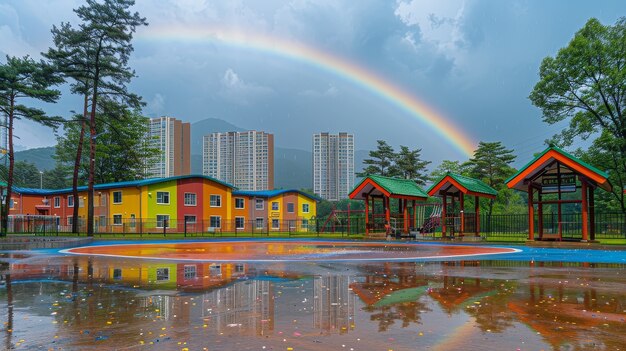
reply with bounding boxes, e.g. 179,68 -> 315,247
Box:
203,131 -> 274,190
313,132 -> 354,201
146,116 -> 190,178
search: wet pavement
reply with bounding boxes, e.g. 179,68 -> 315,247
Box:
0,242 -> 624,350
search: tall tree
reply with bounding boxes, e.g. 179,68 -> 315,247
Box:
44,22 -> 95,233
358,140 -> 397,177
529,17 -> 626,212
52,0 -> 147,235
392,146 -> 431,186
0,56 -> 61,235
467,141 -> 516,217
42,163 -> 72,190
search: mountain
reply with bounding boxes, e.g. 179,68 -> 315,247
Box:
274,147 -> 312,189
14,146 -> 56,170
190,118 -> 244,153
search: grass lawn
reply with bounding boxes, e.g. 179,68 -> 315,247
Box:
15,231 -> 365,240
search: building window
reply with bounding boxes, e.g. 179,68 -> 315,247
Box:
184,215 -> 196,224
9,199 -> 14,209
113,268 -> 122,280
113,191 -> 122,204
99,215 -> 106,227
156,191 -> 170,204
209,264 -> 221,276
235,198 -> 245,209
302,203 -> 310,213
272,219 -> 280,229
235,217 -> 245,229
210,195 -> 221,207
79,197 -> 84,208
271,202 -> 279,211
184,193 -> 196,206
68,195 -> 74,208
156,215 -> 169,228
184,265 -> 197,279
156,268 -> 169,281
54,197 -> 60,208
210,216 -> 221,228
113,214 -> 122,226
100,194 -> 107,207
235,264 -> 245,273
302,219 -> 309,230
287,203 -> 295,213
255,218 -> 264,229
255,199 -> 264,210
130,214 -> 136,228
67,216 -> 73,226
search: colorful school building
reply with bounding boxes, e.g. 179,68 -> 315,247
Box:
7,175 -> 318,233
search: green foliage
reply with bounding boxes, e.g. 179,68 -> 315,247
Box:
0,55 -> 63,235
466,141 -> 518,216
358,141 -> 430,185
392,146 -> 431,186
0,161 -> 41,188
428,160 -> 471,183
42,163 -> 71,189
359,140 -> 397,177
56,103 -> 159,184
529,17 -> 626,212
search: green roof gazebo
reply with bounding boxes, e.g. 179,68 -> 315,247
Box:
427,172 -> 497,238
349,175 -> 429,237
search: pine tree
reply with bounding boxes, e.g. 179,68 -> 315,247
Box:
0,56 -> 62,235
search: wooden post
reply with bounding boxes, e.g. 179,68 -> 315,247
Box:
589,186 -> 595,241
557,200 -> 562,240
384,197 -> 390,227
442,194 -> 447,238
451,194 -> 456,237
459,193 -> 465,237
474,195 -> 480,237
581,180 -> 588,242
364,195 -> 370,235
528,184 -> 534,241
537,191 -> 543,240
412,200 -> 416,229
403,199 -> 409,234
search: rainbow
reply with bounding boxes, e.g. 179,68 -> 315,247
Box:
138,26 -> 476,157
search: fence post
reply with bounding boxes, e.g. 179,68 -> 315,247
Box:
163,219 -> 167,237
184,217 -> 187,237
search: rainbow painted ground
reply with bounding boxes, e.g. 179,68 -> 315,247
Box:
61,240 -> 519,261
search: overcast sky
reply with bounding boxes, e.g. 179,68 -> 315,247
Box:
2,0 -> 625,165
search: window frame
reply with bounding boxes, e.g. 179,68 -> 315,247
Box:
67,195 -> 74,208
54,196 -> 60,208
184,192 -> 197,206
271,218 -> 280,229
235,197 -> 245,209
156,191 -> 170,205
209,194 -> 221,208
209,215 -> 221,228
235,216 -> 245,229
156,214 -> 170,228
184,215 -> 197,224
112,191 -> 122,204
287,202 -> 295,213
113,214 -> 122,226
271,201 -> 279,211
302,203 -> 310,213
255,198 -> 264,210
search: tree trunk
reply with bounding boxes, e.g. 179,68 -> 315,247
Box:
72,93 -> 88,233
87,68 -> 99,236
1,97 -> 15,236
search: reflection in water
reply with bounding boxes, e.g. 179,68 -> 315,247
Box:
0,255 -> 624,350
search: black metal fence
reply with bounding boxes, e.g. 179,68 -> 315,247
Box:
6,212 -> 626,239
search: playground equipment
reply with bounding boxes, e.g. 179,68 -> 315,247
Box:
319,203 -> 365,234
416,203 -> 442,234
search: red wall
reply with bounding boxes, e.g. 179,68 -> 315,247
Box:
177,178 -> 204,231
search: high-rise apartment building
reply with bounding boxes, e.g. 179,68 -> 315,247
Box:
313,132 -> 354,201
145,116 -> 190,178
203,131 -> 274,190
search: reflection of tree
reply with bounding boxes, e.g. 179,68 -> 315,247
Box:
366,300 -> 431,332
463,281 -> 517,333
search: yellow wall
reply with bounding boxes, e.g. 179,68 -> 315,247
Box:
297,194 -> 317,220
109,186 -> 143,219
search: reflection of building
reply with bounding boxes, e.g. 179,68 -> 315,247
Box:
314,275 -> 355,334
202,280 -> 274,336
313,132 -> 354,201
146,116 -> 191,178
203,131 -> 274,190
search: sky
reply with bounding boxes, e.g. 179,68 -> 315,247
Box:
2,0 -> 626,165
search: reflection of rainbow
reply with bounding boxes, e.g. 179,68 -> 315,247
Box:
138,26 -> 476,157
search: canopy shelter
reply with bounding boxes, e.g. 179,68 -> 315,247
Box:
349,175 -> 428,236
506,146 -> 611,241
427,173 -> 497,238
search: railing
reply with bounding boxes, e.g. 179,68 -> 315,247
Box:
5,212 -> 626,239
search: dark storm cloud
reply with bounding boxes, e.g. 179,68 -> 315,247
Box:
3,0 -> 626,164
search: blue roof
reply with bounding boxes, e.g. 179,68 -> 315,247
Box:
12,174 -> 235,196
232,189 -> 321,202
